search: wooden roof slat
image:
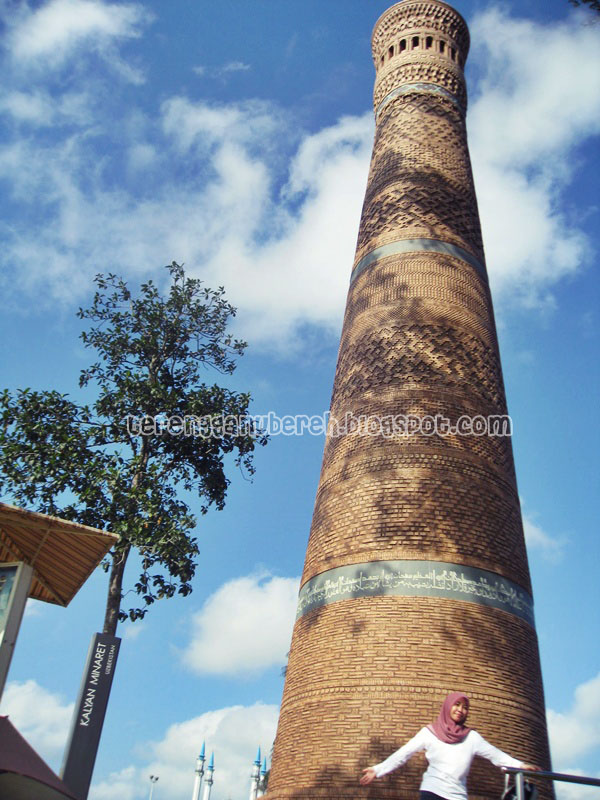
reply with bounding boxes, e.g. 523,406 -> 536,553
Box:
0,503 -> 117,607
0,529 -> 28,563
30,527 -> 52,566
27,567 -> 68,607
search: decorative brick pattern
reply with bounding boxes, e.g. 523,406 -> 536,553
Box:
345,254 -> 494,339
265,2 -> 554,799
332,323 -> 505,408
356,93 -> 484,263
272,597 -> 549,800
374,62 -> 467,111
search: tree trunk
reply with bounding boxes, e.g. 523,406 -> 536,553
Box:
102,442 -> 147,636
102,544 -> 131,635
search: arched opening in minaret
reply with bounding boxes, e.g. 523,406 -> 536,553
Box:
399,39 -> 407,52
388,45 -> 394,59
451,46 -> 457,61
425,36 -> 433,49
412,36 -> 419,48
439,40 -> 445,54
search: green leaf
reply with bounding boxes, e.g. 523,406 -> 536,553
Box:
0,262 -> 268,634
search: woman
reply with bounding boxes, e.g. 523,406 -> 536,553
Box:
360,692 -> 539,800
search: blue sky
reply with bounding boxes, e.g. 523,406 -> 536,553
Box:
0,0 -> 599,798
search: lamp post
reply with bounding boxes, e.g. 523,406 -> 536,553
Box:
148,774 -> 159,799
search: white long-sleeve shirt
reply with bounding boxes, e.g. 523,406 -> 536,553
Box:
373,727 -> 522,800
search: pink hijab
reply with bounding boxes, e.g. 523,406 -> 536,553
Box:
428,691 -> 471,744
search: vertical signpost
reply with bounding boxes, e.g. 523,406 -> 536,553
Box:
61,632 -> 121,800
0,561 -> 34,701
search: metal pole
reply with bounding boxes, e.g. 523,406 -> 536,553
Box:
0,562 -> 34,702
503,766 -> 600,790
515,770 -> 525,800
149,774 -> 159,799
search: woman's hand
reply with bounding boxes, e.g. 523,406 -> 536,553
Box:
520,763 -> 542,772
360,768 -> 377,785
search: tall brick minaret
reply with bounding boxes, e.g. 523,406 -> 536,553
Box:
266,2 -> 553,799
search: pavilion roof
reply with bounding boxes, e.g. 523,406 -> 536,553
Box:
0,503 -> 117,607
0,715 -> 79,800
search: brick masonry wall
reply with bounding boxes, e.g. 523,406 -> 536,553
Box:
265,2 -> 554,798
271,598 -> 550,800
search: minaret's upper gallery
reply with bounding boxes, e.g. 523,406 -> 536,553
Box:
372,1 -> 470,114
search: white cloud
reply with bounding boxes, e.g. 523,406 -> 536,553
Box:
158,102 -> 372,347
192,62 -> 251,79
547,672 -> 600,764
221,61 -> 251,74
0,88 -> 94,127
473,160 -> 587,310
0,679 -> 74,766
554,773 -> 600,800
89,703 -> 278,800
468,8 -> 600,309
127,142 -> 158,173
0,89 -> 54,124
199,111 -> 372,347
0,99 -> 372,348
469,9 -> 600,166
523,514 -> 564,562
24,597 -> 44,617
547,672 -> 600,799
89,766 -> 141,800
181,573 -> 299,677
122,621 -> 146,641
161,96 -> 284,152
0,8 -> 598,348
8,0 -> 151,78
146,704 -> 276,799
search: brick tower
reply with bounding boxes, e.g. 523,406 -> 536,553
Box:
266,2 -> 553,799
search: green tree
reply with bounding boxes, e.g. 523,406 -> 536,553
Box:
0,263 -> 266,635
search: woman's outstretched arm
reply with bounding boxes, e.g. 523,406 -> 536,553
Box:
472,731 -> 541,771
359,728 -> 429,784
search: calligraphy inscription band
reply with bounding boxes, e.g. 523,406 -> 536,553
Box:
296,560 -> 535,627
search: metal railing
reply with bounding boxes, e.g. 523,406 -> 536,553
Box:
502,766 -> 600,800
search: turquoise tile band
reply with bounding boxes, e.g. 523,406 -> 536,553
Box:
376,82 -> 464,118
350,237 -> 488,285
